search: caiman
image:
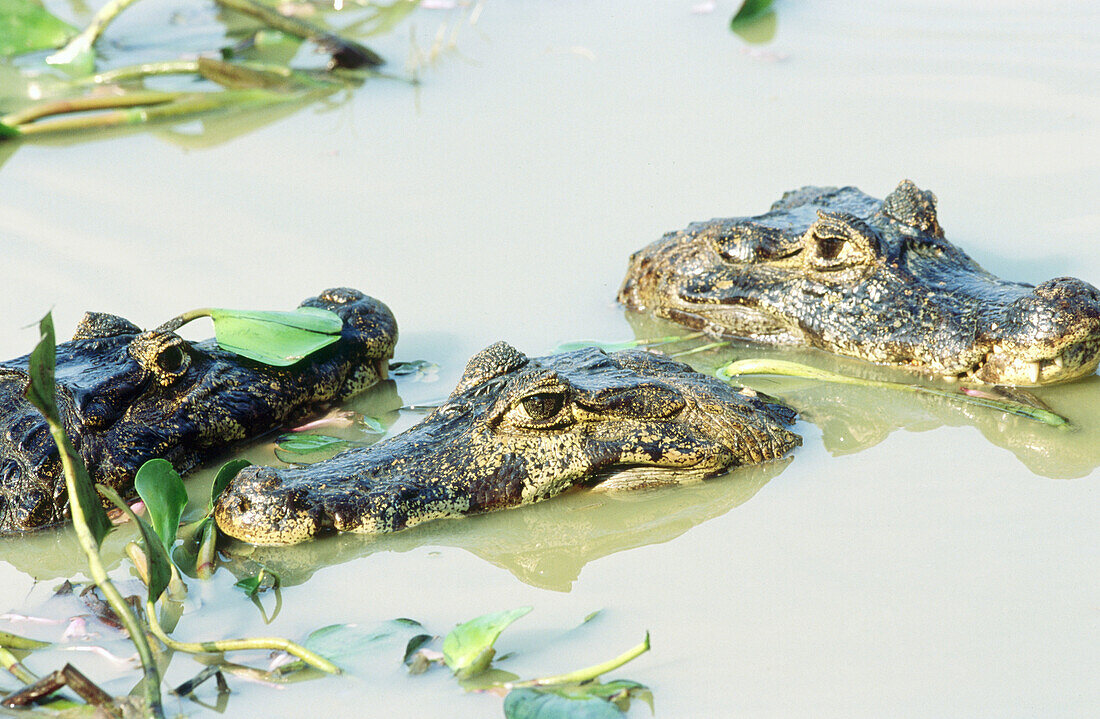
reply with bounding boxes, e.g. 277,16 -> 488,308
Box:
214,341 -> 801,545
0,288 -> 397,532
618,180 -> 1100,386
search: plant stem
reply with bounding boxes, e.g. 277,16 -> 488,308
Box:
716,359 -> 1071,428
508,632 -> 650,688
89,61 -> 202,85
0,646 -> 39,685
670,340 -> 729,358
48,424 -> 164,718
0,631 -> 50,651
144,601 -> 340,675
195,520 -> 218,579
2,91 -> 179,127
213,0 -> 382,68
47,0 -> 143,68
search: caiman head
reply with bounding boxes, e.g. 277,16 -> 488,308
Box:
619,180 -> 1100,386
214,341 -> 801,545
0,288 -> 397,532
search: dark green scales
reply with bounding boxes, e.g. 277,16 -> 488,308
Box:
619,181 -> 1100,386
214,342 -> 800,545
0,288 -> 397,532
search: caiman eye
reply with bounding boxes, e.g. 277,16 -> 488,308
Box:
158,345 -> 185,374
501,390 -> 574,430
130,331 -> 192,386
804,210 -> 880,272
521,392 -> 564,421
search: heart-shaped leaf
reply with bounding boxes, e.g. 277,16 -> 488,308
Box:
209,306 -> 343,366
134,459 -> 188,552
442,606 -> 532,679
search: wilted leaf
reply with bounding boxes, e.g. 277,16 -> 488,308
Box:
274,433 -> 348,455
503,688 -> 624,719
134,459 -> 188,551
210,459 -> 251,507
24,312 -> 111,547
209,306 -> 343,366
0,0 -> 75,57
98,486 -> 173,603
442,606 -> 532,679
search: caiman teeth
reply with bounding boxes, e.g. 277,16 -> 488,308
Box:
991,344 -> 1003,354
1053,355 -> 1064,369
1026,361 -> 1041,384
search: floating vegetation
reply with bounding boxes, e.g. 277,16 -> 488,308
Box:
717,358 -> 1072,429
4,311 -> 655,717
0,0 -> 460,141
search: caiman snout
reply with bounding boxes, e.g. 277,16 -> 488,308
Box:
980,277 -> 1100,385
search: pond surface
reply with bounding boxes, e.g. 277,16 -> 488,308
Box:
0,1 -> 1097,716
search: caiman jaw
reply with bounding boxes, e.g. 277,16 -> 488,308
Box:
962,337 -> 1100,386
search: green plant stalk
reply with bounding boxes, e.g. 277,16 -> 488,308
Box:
47,0 -> 143,65
14,89 -> 304,138
717,359 -> 1071,428
508,632 -> 650,689
195,520 -> 218,579
2,91 -> 179,127
212,0 -> 383,67
0,631 -> 50,651
670,340 -> 729,358
144,600 -> 340,675
0,646 -> 39,685
88,61 -> 202,85
48,426 -> 164,718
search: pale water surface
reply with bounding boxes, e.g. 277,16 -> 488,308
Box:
0,1 -> 1096,717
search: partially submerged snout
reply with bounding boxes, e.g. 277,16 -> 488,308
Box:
215,342 -> 801,545
973,277 -> 1100,385
619,181 -> 1100,386
0,288 -> 397,532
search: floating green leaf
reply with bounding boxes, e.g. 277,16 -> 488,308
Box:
99,485 -> 173,603
0,630 -> 49,650
302,619 -> 423,664
135,459 -> 189,552
442,606 -> 532,679
24,312 -> 111,547
730,0 -> 775,28
274,433 -> 348,455
235,568 -> 278,597
208,306 -> 344,366
0,0 -> 76,57
504,689 -> 624,719
210,459 -> 251,507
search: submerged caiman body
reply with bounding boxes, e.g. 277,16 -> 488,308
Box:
0,288 -> 397,532
215,341 -> 801,545
619,181 -> 1100,386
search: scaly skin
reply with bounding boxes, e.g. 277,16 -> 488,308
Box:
0,288 -> 397,532
214,341 -> 801,545
619,180 -> 1100,386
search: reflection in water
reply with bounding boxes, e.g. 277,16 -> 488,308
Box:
626,312 -> 1100,479
225,457 -> 792,592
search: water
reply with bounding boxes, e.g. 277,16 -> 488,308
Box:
0,1 -> 1096,716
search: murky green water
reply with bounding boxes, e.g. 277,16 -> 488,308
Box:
0,1 -> 1096,716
